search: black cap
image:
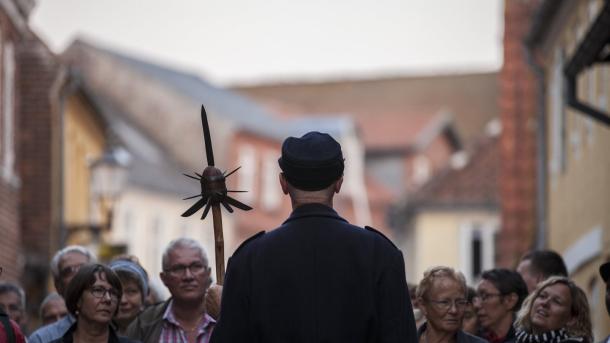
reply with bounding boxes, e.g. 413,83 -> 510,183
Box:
600,261 -> 610,282
278,131 -> 344,191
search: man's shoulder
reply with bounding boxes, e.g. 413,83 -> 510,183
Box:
29,315 -> 74,343
364,225 -> 398,249
232,231 -> 266,257
138,299 -> 171,322
125,300 -> 170,341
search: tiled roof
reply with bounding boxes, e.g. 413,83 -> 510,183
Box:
63,40 -> 363,178
69,40 -> 356,142
357,110 -> 459,152
233,72 -> 498,149
82,85 -> 196,195
401,133 -> 500,212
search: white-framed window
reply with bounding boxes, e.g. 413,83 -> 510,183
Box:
550,48 -> 567,177
459,221 -> 498,284
261,151 -> 281,211
412,155 -> 431,186
237,144 -> 257,203
1,41 -> 16,183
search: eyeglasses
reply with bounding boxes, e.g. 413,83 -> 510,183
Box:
426,298 -> 468,311
164,262 -> 208,277
89,286 -> 119,301
60,264 -> 84,278
473,292 -> 503,303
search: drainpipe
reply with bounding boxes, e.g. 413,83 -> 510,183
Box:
524,44 -> 547,250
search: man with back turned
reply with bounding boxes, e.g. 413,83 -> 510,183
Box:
211,131 -> 417,343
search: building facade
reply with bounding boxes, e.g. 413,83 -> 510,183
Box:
528,0 -> 610,339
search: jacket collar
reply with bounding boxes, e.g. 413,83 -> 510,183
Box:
61,320 -> 122,343
282,203 -> 347,224
417,322 -> 474,343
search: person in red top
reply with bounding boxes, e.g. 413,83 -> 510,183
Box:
0,313 -> 26,343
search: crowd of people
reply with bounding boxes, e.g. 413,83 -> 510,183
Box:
0,131 -> 608,343
0,243 -> 607,343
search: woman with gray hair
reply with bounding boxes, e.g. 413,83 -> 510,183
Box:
514,276 -> 592,343
416,266 -> 487,343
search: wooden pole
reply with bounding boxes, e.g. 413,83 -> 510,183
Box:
211,204 -> 225,285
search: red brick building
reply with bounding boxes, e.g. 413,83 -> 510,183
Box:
1,0 -> 65,324
496,0 -> 542,267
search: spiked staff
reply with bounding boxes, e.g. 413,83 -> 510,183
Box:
181,105 -> 252,284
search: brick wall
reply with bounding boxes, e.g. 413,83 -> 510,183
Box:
0,180 -> 20,281
0,8 -> 22,282
497,0 -> 541,267
17,36 -> 62,322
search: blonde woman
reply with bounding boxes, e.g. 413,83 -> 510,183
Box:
416,266 -> 486,343
514,276 -> 592,343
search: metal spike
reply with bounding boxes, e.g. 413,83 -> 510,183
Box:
183,194 -> 202,200
220,201 -> 234,213
225,195 -> 253,211
201,105 -> 215,166
181,197 -> 207,217
224,166 -> 241,178
226,190 -> 248,193
201,198 -> 212,219
183,173 -> 200,181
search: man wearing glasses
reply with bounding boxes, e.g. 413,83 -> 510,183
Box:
126,238 -> 215,343
29,246 -> 96,343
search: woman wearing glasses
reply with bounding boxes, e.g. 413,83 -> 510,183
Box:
474,269 -> 528,343
416,266 -> 487,343
50,264 -> 139,343
513,276 -> 592,343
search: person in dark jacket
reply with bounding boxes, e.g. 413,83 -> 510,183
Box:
514,276 -> 592,343
474,269 -> 528,343
210,131 -> 417,343
415,266 -> 487,343
51,264 -> 138,343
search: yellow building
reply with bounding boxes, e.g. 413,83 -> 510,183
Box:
528,0 -> 610,339
61,77 -> 108,246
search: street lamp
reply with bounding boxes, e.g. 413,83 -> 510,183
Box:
90,147 -> 130,234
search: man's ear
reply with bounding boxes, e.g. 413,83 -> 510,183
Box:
279,173 -> 289,195
334,176 -> 343,194
503,292 -> 519,311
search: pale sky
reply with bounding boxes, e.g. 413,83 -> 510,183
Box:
30,0 -> 504,86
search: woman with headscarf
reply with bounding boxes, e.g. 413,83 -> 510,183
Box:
108,258 -> 149,334
514,276 -> 592,343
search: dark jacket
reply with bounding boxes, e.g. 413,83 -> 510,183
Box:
479,325 -> 516,343
124,300 -> 170,343
49,322 -> 139,343
418,323 -> 488,343
211,203 -> 417,343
